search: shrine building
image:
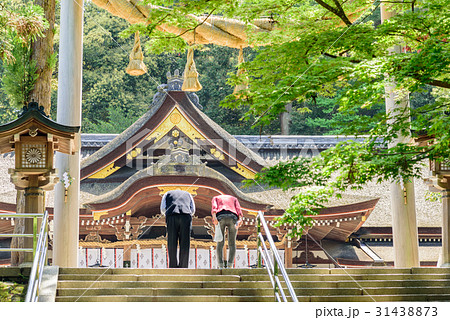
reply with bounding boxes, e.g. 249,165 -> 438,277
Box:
0,71 -> 442,268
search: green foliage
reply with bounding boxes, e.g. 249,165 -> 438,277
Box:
0,281 -> 26,302
0,1 -> 48,119
2,42 -> 38,109
425,191 -> 442,202
80,2 -> 179,132
80,2 -> 278,134
281,187 -> 334,238
140,0 -> 449,232
2,0 -> 448,235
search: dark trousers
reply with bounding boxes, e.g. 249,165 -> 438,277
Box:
216,216 -> 237,268
166,214 -> 192,268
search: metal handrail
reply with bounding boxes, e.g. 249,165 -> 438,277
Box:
0,213 -> 44,255
256,211 -> 298,302
25,211 -> 49,302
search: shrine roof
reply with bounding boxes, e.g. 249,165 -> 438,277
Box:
81,133 -> 365,151
80,75 -> 266,181
0,102 -> 80,155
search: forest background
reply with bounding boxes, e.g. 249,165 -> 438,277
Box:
1,0 -> 449,233
0,1 -> 435,136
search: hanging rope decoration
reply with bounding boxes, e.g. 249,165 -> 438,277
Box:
182,46 -> 203,92
233,46 -> 248,97
126,31 -> 148,76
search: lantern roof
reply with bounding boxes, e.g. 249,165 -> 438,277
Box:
0,102 -> 80,155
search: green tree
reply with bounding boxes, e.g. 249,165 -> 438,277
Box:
0,0 -> 56,267
0,1 -> 49,118
79,2 -> 279,134
130,0 -> 450,236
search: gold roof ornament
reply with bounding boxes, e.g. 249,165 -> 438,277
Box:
182,46 -> 202,92
233,46 -> 248,98
126,31 -> 148,76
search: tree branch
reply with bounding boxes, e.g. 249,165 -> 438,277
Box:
315,0 -> 352,26
176,8 -> 217,40
322,52 -> 361,63
154,8 -> 217,41
424,79 -> 450,89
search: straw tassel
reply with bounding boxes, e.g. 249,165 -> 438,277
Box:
182,47 -> 202,92
126,31 -> 147,76
233,46 -> 248,97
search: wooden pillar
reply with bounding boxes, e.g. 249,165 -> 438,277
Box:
441,190 -> 450,267
280,102 -> 292,135
53,0 -> 84,267
23,176 -> 45,263
284,237 -> 293,268
381,3 -> 419,268
123,245 -> 132,267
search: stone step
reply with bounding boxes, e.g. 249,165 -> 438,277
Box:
57,285 -> 450,300
54,267 -> 450,302
287,268 -> 413,275
57,280 -> 276,289
56,287 -> 237,297
58,272 -> 450,283
55,292 -> 450,302
58,267 -> 268,275
288,267 -> 450,275
361,286 -> 450,296
57,279 -> 450,290
242,274 -> 450,282
55,295 -> 275,302
305,294 -> 450,302
58,274 -> 242,282
58,267 -> 450,275
334,279 -> 450,288
57,287 -> 367,297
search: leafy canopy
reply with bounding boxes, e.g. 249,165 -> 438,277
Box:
0,0 -> 48,116
132,0 -> 450,237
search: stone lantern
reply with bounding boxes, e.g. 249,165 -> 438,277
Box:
430,159 -> 450,190
0,102 -> 79,262
427,158 -> 450,267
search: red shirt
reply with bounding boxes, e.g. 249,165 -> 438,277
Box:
211,195 -> 243,219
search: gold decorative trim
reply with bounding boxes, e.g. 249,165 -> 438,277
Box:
146,106 -> 205,143
170,112 -> 181,124
88,162 -> 121,179
126,147 -> 141,160
231,163 -> 256,180
93,211 -> 108,221
210,148 -> 225,160
87,106 -> 258,180
158,186 -> 199,196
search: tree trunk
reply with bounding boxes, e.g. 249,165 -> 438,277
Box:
10,191 -> 25,266
280,102 -> 292,135
10,0 -> 55,266
30,0 -> 56,116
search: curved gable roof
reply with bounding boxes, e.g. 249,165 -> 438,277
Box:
81,90 -> 266,180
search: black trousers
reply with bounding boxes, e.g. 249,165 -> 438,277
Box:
166,214 -> 192,268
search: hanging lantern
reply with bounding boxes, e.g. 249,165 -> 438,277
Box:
182,47 -> 202,92
233,46 -> 249,97
126,31 -> 147,76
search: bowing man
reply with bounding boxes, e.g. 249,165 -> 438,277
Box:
161,189 -> 195,268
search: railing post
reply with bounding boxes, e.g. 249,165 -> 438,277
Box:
33,216 -> 38,256
273,250 -> 279,298
44,215 -> 48,266
257,212 -> 262,268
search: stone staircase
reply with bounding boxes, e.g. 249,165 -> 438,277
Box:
55,267 -> 450,302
